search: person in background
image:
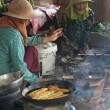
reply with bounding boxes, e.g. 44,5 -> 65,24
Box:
60,0 -> 94,55
0,0 -> 62,87
36,10 -> 61,54
25,21 -> 41,81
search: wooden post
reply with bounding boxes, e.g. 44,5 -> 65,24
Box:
90,0 -> 110,29
103,0 -> 110,29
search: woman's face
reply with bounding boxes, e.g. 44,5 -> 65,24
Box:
24,19 -> 30,26
74,2 -> 87,11
62,14 -> 67,20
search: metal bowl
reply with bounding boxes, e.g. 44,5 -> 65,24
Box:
0,71 -> 23,95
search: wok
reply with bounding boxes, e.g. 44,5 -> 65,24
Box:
22,80 -> 74,107
0,71 -> 23,95
89,32 -> 110,48
0,89 -> 21,110
78,48 -> 110,65
81,48 -> 110,55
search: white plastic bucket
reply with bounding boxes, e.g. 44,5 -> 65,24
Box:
35,42 -> 57,76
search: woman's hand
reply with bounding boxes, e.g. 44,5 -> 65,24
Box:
38,76 -> 45,82
84,43 -> 89,52
44,28 -> 63,43
20,80 -> 28,93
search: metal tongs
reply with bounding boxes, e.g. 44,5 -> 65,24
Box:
62,32 -> 78,51
78,53 -> 110,56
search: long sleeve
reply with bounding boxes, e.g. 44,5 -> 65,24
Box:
84,10 -> 95,32
9,33 -> 38,84
83,10 -> 95,43
28,35 -> 44,46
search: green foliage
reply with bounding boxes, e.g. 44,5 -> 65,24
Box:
0,0 -> 35,14
91,22 -> 106,35
27,0 -> 35,7
0,0 -> 9,13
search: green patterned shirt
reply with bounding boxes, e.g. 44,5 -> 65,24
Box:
0,27 -> 44,84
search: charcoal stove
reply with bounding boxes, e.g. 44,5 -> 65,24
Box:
1,96 -> 72,110
57,55 -> 108,109
55,48 -> 110,110
0,88 -> 75,110
0,88 -> 21,110
6,100 -> 75,110
18,80 -> 76,110
0,71 -> 24,110
23,100 -> 71,110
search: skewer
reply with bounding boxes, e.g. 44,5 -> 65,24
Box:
62,32 -> 78,51
78,53 -> 110,56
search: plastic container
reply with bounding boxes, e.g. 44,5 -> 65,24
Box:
35,42 -> 57,76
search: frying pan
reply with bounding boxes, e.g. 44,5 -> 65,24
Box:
78,48 -> 110,65
89,32 -> 110,48
22,80 -> 74,107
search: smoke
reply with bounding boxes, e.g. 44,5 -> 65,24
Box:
71,48 -> 110,109
75,48 -> 110,78
73,87 -> 94,102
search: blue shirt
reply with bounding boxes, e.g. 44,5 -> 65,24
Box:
0,27 -> 44,84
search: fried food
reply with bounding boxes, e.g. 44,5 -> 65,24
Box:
28,85 -> 70,100
28,88 -> 48,98
47,91 -> 63,99
33,90 -> 54,100
55,94 -> 69,98
59,88 -> 69,93
48,85 -> 60,92
48,85 -> 69,93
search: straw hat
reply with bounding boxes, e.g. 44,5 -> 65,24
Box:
35,0 -> 53,7
70,0 -> 93,4
72,0 -> 93,4
3,0 -> 44,19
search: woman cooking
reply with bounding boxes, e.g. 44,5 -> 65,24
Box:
60,0 -> 94,55
0,0 -> 62,85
